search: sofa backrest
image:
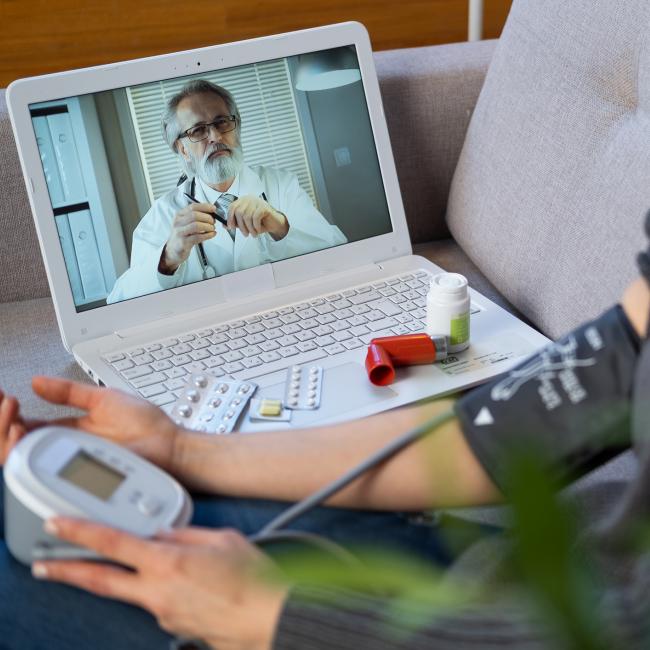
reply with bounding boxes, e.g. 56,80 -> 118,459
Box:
0,91 -> 50,303
447,0 -> 650,338
0,41 -> 494,305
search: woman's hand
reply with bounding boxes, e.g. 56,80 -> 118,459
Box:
33,518 -> 288,650
31,376 -> 182,474
0,390 -> 27,464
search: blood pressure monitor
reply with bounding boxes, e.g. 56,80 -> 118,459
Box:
4,426 -> 193,565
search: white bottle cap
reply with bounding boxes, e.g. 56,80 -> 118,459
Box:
429,272 -> 468,297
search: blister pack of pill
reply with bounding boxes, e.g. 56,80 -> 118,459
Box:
170,374 -> 257,434
284,365 -> 323,410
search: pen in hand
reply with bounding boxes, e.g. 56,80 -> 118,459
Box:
183,192 -> 229,226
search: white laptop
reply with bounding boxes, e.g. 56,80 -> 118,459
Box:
7,22 -> 549,429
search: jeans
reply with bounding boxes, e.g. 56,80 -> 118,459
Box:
0,470 -> 460,650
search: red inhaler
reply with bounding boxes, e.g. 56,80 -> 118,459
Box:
365,333 -> 448,386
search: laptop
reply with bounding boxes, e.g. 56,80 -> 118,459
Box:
7,22 -> 549,430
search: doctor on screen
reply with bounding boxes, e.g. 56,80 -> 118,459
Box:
107,80 -> 346,303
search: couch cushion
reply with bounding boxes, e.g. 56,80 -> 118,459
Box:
0,91 -> 50,304
375,40 -> 496,244
447,0 -> 650,338
0,297 -> 87,419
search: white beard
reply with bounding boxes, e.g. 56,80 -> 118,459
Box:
188,142 -> 244,185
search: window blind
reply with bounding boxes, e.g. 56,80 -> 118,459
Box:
126,59 -> 316,206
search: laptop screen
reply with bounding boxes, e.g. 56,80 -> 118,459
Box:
28,46 -> 393,313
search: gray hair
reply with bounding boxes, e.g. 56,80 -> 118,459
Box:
161,79 -> 241,153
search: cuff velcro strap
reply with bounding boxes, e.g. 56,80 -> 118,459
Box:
455,305 -> 639,492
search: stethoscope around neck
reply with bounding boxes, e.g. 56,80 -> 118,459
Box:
183,175 -> 268,281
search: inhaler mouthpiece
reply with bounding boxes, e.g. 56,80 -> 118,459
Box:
365,333 -> 448,386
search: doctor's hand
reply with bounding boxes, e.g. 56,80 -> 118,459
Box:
29,376 -> 181,474
33,519 -> 288,650
160,203 -> 219,274
227,195 -> 289,240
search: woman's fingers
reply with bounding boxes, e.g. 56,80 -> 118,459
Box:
32,376 -> 103,410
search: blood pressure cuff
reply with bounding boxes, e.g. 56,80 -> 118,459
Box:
454,305 -> 640,493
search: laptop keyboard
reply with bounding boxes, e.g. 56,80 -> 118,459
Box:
102,271 -> 480,409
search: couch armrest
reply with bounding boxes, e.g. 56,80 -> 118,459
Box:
375,39 -> 496,244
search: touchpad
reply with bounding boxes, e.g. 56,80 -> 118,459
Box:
287,361 -> 396,426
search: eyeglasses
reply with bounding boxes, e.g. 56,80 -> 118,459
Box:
178,115 -> 238,143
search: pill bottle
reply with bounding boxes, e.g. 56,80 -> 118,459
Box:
426,273 -> 470,353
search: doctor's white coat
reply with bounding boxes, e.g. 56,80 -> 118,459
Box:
107,165 -> 346,303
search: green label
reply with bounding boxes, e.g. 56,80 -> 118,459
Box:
450,313 -> 470,346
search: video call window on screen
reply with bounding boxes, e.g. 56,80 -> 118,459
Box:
30,47 -> 393,313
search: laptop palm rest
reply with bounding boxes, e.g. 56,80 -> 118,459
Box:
256,362 -> 397,427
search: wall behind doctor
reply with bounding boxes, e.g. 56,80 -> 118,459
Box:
303,81 -> 392,243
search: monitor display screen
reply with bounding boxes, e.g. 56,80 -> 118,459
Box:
58,450 -> 125,501
29,46 -> 392,312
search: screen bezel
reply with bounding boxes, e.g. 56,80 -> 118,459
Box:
7,22 -> 411,351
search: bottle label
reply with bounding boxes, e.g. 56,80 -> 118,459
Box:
450,313 -> 470,346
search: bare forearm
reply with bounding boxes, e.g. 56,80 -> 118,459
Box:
171,399 -> 500,511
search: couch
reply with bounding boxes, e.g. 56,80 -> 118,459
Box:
1,0 -> 647,501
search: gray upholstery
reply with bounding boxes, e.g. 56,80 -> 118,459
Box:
0,40 -> 499,419
0,27 -> 638,508
0,92 -> 50,304
448,0 -> 650,338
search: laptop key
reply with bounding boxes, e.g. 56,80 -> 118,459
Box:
223,351 -> 243,363
151,392 -> 176,407
104,352 -> 125,363
171,354 -> 192,366
350,325 -> 369,337
204,357 -> 225,368
314,303 -> 334,315
152,360 -> 172,372
315,335 -> 334,346
245,323 -> 265,335
189,349 -> 210,361
178,334 -> 196,343
295,330 -> 316,342
332,330 -> 352,342
296,340 -> 318,352
131,372 -> 167,389
186,361 -> 207,374
241,345 -> 262,357
278,345 -> 299,358
226,339 -> 247,351
246,333 -> 266,345
367,317 -> 398,332
113,358 -> 134,372
151,348 -> 172,361
171,343 -> 192,355
164,378 -> 186,391
224,361 -> 244,373
122,366 -> 152,380
260,351 -> 281,362
343,339 -> 364,350
349,291 -> 381,305
324,342 -> 346,355
164,367 -> 187,379
234,348 -> 326,380
316,314 -> 336,325
242,356 -> 262,369
139,383 -> 167,399
159,338 -> 179,348
368,299 -> 401,317
259,339 -> 280,352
